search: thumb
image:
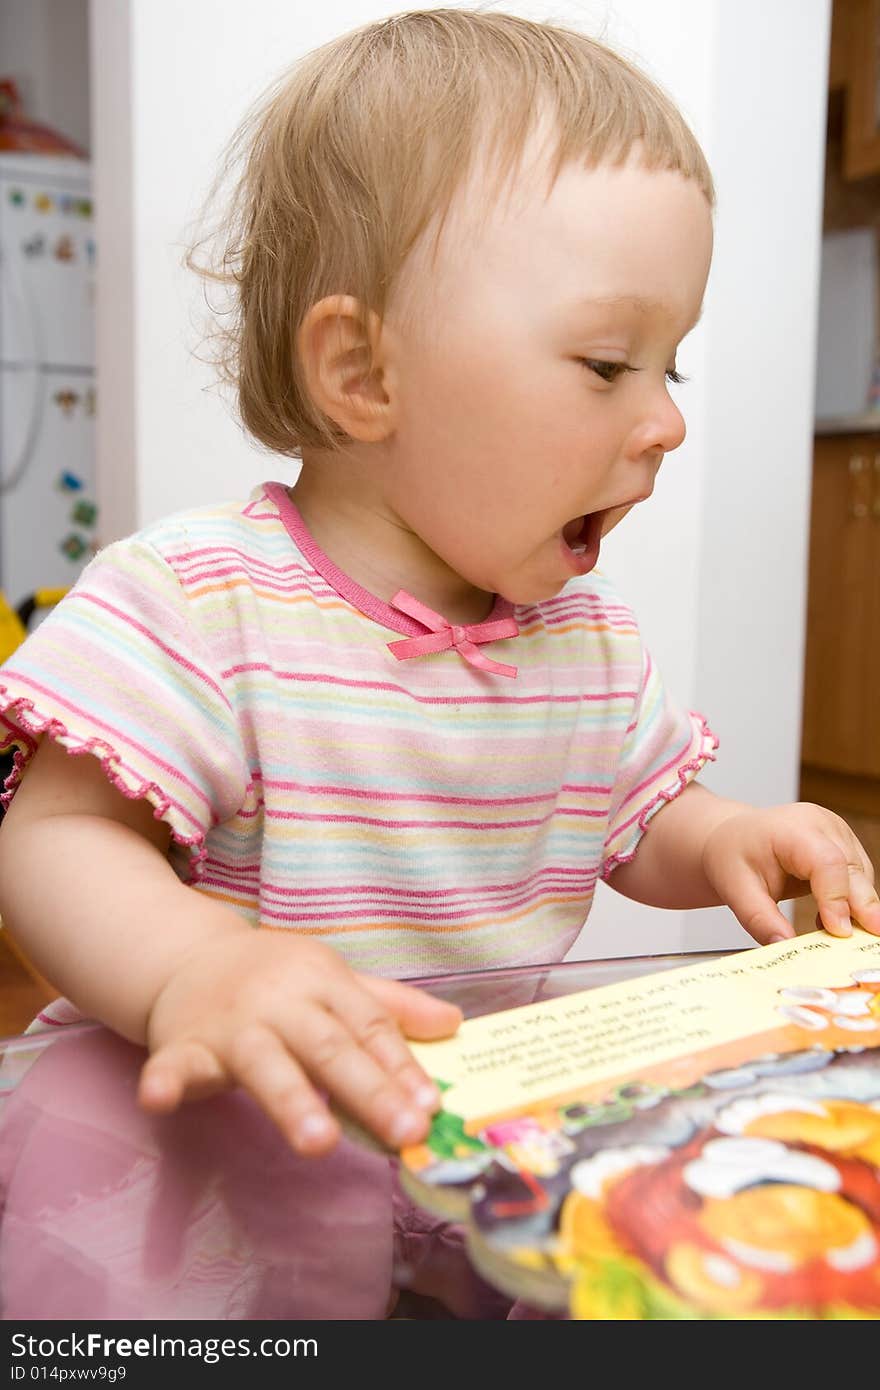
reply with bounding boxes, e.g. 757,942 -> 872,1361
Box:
727,872 -> 794,945
361,975 -> 463,1040
139,1038 -> 228,1111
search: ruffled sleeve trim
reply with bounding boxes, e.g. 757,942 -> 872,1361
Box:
601,712 -> 719,879
0,693 -> 209,880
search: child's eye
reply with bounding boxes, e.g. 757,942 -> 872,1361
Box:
578,358 -> 634,384
578,359 -> 689,387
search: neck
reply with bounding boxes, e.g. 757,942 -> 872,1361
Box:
290,454 -> 495,626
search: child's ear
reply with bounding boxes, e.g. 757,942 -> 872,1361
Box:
297,296 -> 395,443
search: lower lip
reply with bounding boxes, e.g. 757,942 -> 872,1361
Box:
560,511 -> 604,576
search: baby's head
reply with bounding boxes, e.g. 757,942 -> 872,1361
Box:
198,9 -> 714,603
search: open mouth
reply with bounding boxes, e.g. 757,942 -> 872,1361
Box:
560,511 -> 604,575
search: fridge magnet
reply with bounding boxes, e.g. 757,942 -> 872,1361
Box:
22,234 -> 44,258
53,235 -> 75,263
7,188 -> 24,207
84,387 -> 96,417
33,192 -> 53,213
59,534 -> 87,563
56,471 -> 84,493
53,390 -> 79,417
85,239 -> 96,266
70,499 -> 97,528
77,198 -> 92,218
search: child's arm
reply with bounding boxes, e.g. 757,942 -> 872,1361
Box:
607,780 -> 880,944
0,738 -> 460,1154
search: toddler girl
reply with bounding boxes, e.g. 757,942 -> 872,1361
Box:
0,9 -> 876,1319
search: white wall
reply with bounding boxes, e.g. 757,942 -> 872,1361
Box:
90,0 -> 831,958
587,0 -> 829,956
570,0 -> 830,956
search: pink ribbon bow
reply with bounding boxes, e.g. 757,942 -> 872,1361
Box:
387,589 -> 519,678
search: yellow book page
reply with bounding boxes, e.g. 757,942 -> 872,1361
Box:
407,930 -> 880,1133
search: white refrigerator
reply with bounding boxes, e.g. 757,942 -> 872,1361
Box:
0,152 -> 96,612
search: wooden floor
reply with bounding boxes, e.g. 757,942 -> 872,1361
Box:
0,932 -> 55,1036
1,809 -> 878,1039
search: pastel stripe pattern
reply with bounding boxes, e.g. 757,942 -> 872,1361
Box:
0,484 -> 717,978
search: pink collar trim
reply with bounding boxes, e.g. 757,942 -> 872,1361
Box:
264,481 -> 517,642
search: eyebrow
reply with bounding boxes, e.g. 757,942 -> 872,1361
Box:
571,294 -> 704,328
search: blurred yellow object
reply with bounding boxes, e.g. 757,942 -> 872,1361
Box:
32,588 -> 68,608
0,588 -> 68,664
0,594 -> 27,664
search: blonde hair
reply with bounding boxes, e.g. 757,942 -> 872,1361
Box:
189,8 -> 714,458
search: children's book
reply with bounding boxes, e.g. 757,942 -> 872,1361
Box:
387,930 -> 880,1320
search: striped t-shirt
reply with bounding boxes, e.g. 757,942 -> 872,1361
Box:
0,483 -> 717,978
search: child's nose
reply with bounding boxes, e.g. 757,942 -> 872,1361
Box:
638,393 -> 686,456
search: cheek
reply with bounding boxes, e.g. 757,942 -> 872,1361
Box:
397,350 -> 528,475
397,326 -> 617,494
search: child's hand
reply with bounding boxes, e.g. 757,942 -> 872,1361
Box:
137,932 -> 461,1156
701,802 -> 880,945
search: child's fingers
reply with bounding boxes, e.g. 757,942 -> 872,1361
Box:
728,879 -> 795,944
804,840 -> 863,937
762,822 -> 854,938
360,975 -> 461,1105
227,1023 -> 341,1156
140,1009 -> 432,1156
717,858 -> 794,944
363,974 -> 463,1040
279,998 -> 436,1151
848,868 -> 880,935
138,1037 -> 227,1111
764,821 -> 880,937
339,975 -> 459,1114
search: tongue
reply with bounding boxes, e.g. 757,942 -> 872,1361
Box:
563,516 -> 587,545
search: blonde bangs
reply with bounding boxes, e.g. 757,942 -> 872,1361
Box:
188,9 -> 714,458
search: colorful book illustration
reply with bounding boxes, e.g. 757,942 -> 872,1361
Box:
394,931 -> 880,1319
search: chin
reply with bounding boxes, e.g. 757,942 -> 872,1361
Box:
497,575 -> 570,606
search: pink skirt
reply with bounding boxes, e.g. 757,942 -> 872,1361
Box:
0,1023 -> 548,1319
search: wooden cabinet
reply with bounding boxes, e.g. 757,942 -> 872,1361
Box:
834,0 -> 880,178
801,433 -> 880,805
